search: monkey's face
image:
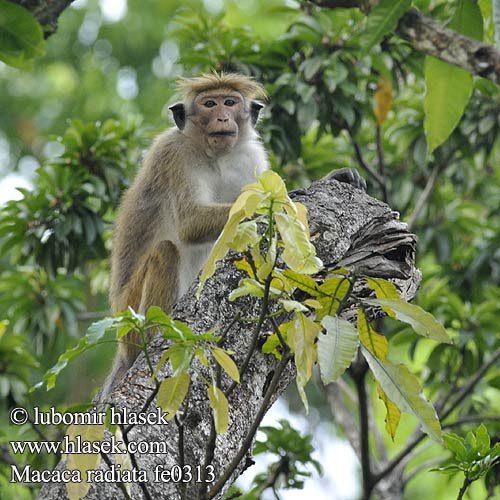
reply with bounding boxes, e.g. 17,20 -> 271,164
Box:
188,90 -> 249,154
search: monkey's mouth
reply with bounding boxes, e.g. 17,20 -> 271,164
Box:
209,131 -> 237,137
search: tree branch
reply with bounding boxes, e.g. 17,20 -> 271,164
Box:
39,177 -> 420,500
9,0 -> 75,37
309,1 -> 500,87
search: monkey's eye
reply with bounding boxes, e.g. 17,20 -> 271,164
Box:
204,100 -> 217,108
224,99 -> 236,106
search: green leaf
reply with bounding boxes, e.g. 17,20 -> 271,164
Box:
0,0 -> 45,69
152,344 -> 192,380
212,347 -> 240,383
424,0 -> 483,153
475,424 -> 490,453
261,333 -> 282,359
424,58 -> 472,154
317,316 -> 359,384
208,385 -> 229,433
157,372 -> 191,421
451,0 -> 483,40
364,298 -> 452,344
42,316 -> 123,390
443,433 -> 467,461
359,0 -> 412,52
361,345 -> 442,442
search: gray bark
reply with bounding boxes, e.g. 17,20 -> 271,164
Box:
9,0 -> 75,37
39,176 -> 420,500
309,1 -> 500,87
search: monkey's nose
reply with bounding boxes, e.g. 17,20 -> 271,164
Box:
217,117 -> 229,122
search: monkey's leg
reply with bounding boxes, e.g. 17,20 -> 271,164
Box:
99,241 -> 179,401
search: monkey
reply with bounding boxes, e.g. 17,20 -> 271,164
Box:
100,72 -> 366,399
100,72 -> 270,399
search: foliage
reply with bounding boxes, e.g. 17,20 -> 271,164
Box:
433,425 -> 500,499
0,0 -> 45,69
228,420 -> 322,498
1,0 -> 500,499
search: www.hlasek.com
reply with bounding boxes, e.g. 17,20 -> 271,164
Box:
9,406 -> 215,484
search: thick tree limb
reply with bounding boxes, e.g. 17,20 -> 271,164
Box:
397,8 -> 500,85
8,0 -> 75,37
39,177 -> 420,500
309,1 -> 500,87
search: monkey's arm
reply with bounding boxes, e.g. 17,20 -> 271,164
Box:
178,203 -> 232,244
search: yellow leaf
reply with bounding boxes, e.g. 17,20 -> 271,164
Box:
208,385 -> 229,433
280,299 -> 309,313
234,257 -> 255,277
198,207 -> 246,296
374,76 -> 393,126
282,270 -> 318,295
376,382 -> 401,440
294,202 -> 310,237
157,372 -> 191,420
113,427 -> 132,497
255,170 -> 290,205
358,308 -> 388,360
256,234 -> 277,281
195,347 -> 209,367
316,277 -> 350,320
365,277 -> 400,299
275,213 -> 323,274
231,220 -> 260,251
303,299 -> 323,309
262,333 -> 282,359
65,423 -> 105,500
212,347 -> 240,383
287,313 -> 321,412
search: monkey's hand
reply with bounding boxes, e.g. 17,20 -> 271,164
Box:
325,168 -> 367,191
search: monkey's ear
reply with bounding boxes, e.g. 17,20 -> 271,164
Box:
250,101 -> 264,127
169,102 -> 186,130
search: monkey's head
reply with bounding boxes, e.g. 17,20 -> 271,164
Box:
169,73 -> 267,155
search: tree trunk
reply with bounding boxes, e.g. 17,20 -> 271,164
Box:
39,176 -> 420,500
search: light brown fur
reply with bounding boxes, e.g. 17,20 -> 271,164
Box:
101,73 -> 269,399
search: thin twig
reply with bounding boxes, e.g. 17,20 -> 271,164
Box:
100,451 -> 132,500
441,346 -> 500,421
119,424 -> 153,500
203,351 -> 292,500
176,415 -> 187,500
435,347 -> 466,415
347,127 -> 386,189
444,415 -> 500,429
407,148 -> 459,230
403,457 -> 444,485
374,346 -> 500,483
225,275 -> 273,398
350,358 -> 373,499
375,126 -> 389,204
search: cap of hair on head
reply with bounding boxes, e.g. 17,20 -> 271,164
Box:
176,71 -> 268,101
